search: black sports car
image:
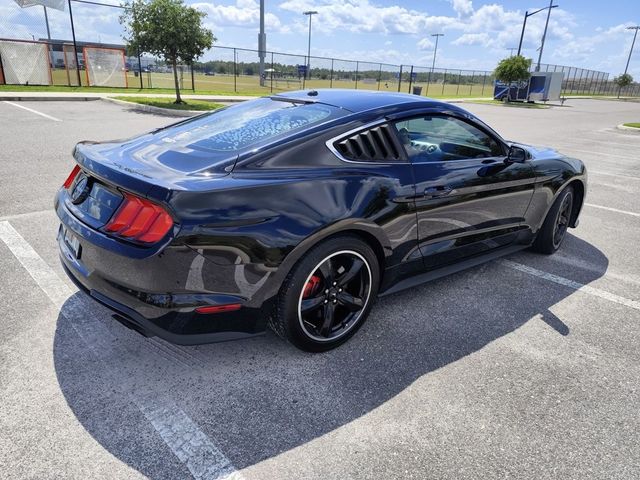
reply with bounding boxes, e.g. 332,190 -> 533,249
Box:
56,89 -> 587,351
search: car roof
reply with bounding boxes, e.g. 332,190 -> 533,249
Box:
272,89 -> 448,114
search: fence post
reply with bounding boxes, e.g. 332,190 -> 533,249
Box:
377,63 -> 382,91
67,0 -> 82,86
137,50 -> 143,89
481,73 -> 486,96
442,69 -> 447,95
233,48 -> 237,93
587,71 -> 596,95
397,65 -> 402,92
407,65 -> 414,93
355,61 -> 359,89
469,71 -> 474,96
270,52 -> 274,93
191,63 -> 195,91
425,68 -> 431,96
327,58 -> 333,88
577,68 -> 585,95
456,71 -> 461,96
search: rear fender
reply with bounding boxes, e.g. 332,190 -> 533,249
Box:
246,219 -> 391,308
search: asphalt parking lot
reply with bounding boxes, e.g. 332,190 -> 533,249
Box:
1,97 -> 639,480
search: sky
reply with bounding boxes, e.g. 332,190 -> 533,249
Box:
1,0 -> 639,76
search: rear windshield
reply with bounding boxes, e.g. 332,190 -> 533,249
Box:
157,97 -> 347,152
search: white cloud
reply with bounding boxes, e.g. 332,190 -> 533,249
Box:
193,0 -> 288,34
452,32 -> 491,47
450,0 -> 473,17
417,37 -> 434,51
278,0 -> 456,35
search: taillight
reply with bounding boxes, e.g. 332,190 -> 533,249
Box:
63,165 -> 81,189
104,193 -> 174,244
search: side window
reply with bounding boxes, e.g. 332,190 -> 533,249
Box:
332,124 -> 403,162
393,115 -> 504,162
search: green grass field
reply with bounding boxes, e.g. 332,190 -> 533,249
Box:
2,68 -> 496,99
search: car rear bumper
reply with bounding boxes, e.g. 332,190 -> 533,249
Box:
56,194 -> 268,345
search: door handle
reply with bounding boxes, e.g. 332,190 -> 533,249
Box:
425,186 -> 453,198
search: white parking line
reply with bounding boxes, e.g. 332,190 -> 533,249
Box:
585,203 -> 640,218
557,147 -> 637,161
0,220 -> 243,480
589,170 -> 640,181
501,259 -> 640,311
0,209 -> 54,222
0,221 -> 71,308
2,101 -> 62,122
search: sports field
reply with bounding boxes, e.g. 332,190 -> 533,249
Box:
46,68 -> 494,98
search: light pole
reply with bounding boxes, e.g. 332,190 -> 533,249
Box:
43,6 -> 53,68
516,3 -> 558,57
535,0 -> 555,71
623,26 -> 640,76
431,33 -> 444,72
620,26 -> 640,98
303,10 -> 318,80
258,0 -> 266,86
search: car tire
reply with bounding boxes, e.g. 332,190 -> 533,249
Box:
531,186 -> 574,254
270,235 -> 380,352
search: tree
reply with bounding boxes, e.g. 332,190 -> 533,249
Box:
121,0 -> 215,103
494,55 -> 532,84
614,73 -> 633,98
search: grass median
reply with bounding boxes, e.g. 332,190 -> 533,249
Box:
112,96 -> 225,111
623,122 -> 640,128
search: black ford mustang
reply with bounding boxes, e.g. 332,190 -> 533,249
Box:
56,90 -> 587,351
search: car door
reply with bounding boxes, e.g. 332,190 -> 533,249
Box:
392,113 -> 536,269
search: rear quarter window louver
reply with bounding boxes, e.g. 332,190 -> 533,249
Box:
333,125 -> 401,162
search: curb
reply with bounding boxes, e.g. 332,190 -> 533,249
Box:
616,124 -> 640,132
101,97 -> 202,117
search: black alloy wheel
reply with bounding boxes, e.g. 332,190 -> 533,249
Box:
298,250 -> 372,342
532,186 -> 574,254
272,235 -> 380,351
553,191 -> 573,249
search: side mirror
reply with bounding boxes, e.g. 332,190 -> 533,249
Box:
507,145 -> 527,163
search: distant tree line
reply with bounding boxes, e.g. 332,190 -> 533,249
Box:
191,59 -> 493,84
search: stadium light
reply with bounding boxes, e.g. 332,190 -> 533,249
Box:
303,10 -> 318,80
516,2 -> 558,58
623,26 -> 640,76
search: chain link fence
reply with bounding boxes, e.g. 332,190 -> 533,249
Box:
1,0 -> 638,97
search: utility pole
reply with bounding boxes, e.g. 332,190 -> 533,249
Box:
507,47 -> 517,56
536,0 -> 554,71
303,10 -> 318,80
258,0 -> 266,87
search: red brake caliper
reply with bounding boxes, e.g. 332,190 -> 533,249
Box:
303,275 -> 321,298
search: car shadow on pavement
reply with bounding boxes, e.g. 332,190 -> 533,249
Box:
53,233 -> 607,478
